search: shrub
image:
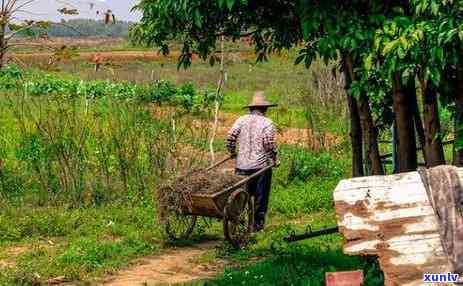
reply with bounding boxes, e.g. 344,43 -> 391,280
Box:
0,65 -> 23,90
287,150 -> 344,183
271,179 -> 336,216
142,80 -> 176,103
0,166 -> 26,200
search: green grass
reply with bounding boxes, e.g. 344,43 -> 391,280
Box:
0,41 -> 384,285
192,147 -> 385,286
0,203 -> 161,285
0,138 -> 383,285
20,44 -> 348,133
183,210 -> 383,286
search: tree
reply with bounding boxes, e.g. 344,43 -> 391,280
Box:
0,0 -> 52,68
0,0 -> 121,68
133,0 -> 463,174
133,0 -> 388,176
25,19 -> 133,38
370,0 -> 463,168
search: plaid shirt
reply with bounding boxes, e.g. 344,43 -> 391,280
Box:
226,110 -> 277,170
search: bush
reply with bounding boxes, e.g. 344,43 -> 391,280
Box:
142,80 -> 176,103
287,150 -> 344,183
0,65 -> 23,89
271,179 -> 336,216
0,166 -> 26,200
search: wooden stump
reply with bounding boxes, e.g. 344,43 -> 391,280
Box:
333,170 -> 463,286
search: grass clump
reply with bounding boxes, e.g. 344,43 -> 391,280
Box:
208,247 -> 383,286
0,203 -> 161,285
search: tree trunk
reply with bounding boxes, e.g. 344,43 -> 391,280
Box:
346,92 -> 364,177
410,89 -> 427,163
0,21 -> 6,69
392,73 -> 418,172
358,94 -> 384,175
420,79 -> 445,167
454,67 -> 463,167
343,53 -> 382,176
342,54 -> 364,177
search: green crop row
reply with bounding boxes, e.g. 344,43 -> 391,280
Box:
0,65 -> 219,113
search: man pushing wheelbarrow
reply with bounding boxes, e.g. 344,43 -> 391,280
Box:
226,91 -> 278,232
160,91 -> 277,247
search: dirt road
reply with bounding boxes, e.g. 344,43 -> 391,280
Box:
100,241 -> 225,286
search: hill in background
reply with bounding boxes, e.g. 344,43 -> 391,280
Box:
20,19 -> 134,38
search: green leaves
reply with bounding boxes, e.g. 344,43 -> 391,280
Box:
294,46 -> 316,68
218,0 -> 236,10
0,66 -> 215,113
457,130 -> 463,151
459,29 -> 463,41
430,1 -> 439,15
226,0 -> 236,10
132,0 -> 463,126
424,66 -> 441,88
193,9 -> 202,28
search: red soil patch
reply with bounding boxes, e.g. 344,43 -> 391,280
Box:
13,50 -> 255,65
151,106 -> 342,151
191,111 -> 342,150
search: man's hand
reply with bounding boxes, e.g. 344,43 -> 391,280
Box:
268,158 -> 280,167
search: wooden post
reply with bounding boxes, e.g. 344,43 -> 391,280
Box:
333,169 -> 463,285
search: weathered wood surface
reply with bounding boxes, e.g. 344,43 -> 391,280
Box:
333,169 -> 463,286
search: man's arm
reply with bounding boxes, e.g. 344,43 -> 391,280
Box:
263,124 -> 277,165
226,118 -> 243,157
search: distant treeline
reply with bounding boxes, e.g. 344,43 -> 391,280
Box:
21,19 -> 134,38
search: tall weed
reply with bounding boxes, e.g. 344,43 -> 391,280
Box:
1,92 -> 209,206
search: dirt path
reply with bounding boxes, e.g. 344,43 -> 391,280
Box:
100,241 -> 226,286
152,107 -> 342,150
99,213 -> 319,286
13,50 -> 254,64
0,246 -> 29,269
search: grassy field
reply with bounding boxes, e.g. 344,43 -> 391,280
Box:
0,39 -> 384,286
16,40 -> 348,134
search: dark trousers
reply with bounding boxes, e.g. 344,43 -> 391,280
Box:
236,168 -> 273,231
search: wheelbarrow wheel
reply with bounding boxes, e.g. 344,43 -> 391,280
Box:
165,212 -> 197,241
223,189 -> 254,248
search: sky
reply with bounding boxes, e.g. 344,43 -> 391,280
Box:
18,0 -> 142,22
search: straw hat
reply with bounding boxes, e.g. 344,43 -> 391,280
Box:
246,91 -> 277,108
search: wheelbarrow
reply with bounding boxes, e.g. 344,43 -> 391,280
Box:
162,156 -> 274,248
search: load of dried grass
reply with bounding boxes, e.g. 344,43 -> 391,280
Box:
157,169 -> 243,221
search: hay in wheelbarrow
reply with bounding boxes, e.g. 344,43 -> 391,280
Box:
157,169 -> 243,221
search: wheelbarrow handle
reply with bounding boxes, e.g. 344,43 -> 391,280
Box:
206,155 -> 234,171
243,164 -> 274,180
224,163 -> 275,191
